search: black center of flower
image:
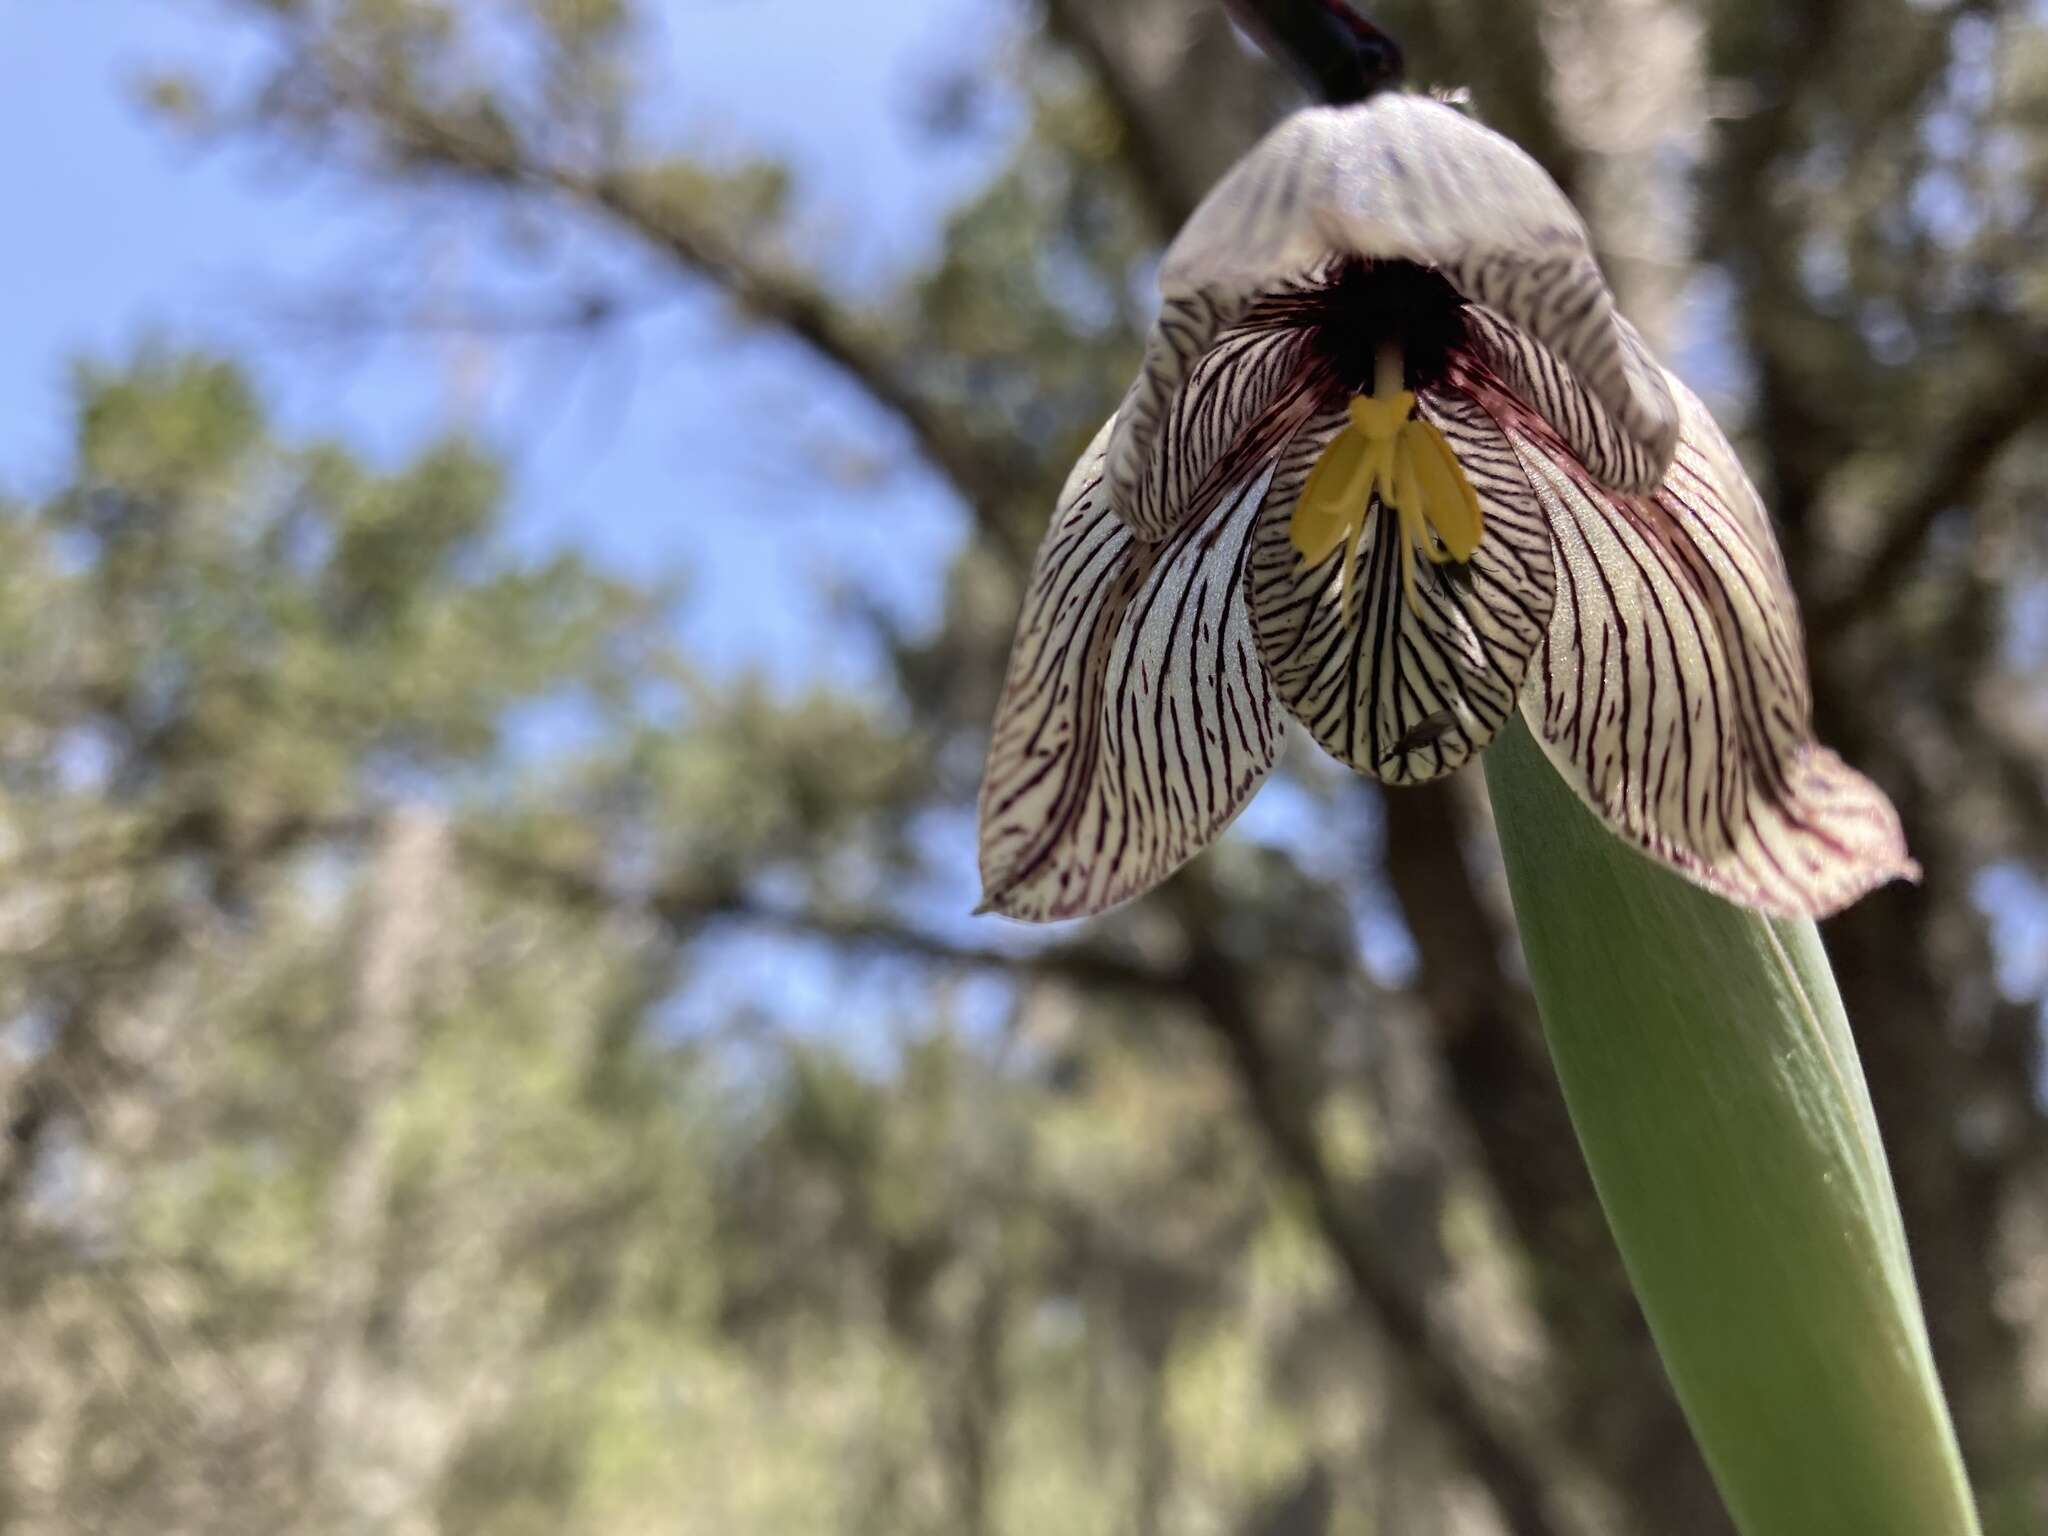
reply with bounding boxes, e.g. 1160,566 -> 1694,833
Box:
1313,259 -> 1469,395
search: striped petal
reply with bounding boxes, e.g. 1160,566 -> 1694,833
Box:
1461,306 -> 1671,495
1513,376 -> 1918,917
1246,389 -> 1555,783
1110,321 -> 1328,542
977,419 -> 1284,921
1108,94 -> 1679,530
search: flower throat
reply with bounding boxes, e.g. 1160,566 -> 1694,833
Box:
1293,261 -> 1483,615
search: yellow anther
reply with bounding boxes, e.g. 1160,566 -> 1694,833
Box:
1291,424 -> 1374,567
1404,419 -> 1483,563
1288,348 -> 1485,619
1346,390 -> 1414,442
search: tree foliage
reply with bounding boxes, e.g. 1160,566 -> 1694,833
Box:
5,2 -> 2048,1534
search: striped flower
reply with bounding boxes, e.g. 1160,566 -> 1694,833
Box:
977,92 -> 1916,922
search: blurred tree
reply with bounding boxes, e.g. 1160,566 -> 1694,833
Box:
4,2 -> 2046,1534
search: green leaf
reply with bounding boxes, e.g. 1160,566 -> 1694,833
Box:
1482,718 -> 1982,1536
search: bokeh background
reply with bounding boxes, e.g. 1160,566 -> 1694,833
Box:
2,2 -> 2045,1533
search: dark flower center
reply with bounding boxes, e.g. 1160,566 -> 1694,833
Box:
1313,259 -> 1469,396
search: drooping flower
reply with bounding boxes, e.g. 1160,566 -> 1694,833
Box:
976,91 -> 1917,922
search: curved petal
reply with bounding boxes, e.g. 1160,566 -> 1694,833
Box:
977,420 -> 1285,921
1112,320 -> 1328,542
1246,389 -> 1555,783
1459,306 -> 1671,495
1108,95 -> 1678,525
1513,377 -> 1918,917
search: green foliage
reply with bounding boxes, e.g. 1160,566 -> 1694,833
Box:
0,352 -> 1401,1536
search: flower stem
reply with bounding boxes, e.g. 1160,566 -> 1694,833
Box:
1220,0 -> 1405,103
1481,717 -> 1982,1536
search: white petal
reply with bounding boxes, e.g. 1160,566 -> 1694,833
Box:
977,420 -> 1284,921
1113,321 -> 1326,541
1460,306 -> 1671,495
1246,390 -> 1555,783
1515,376 -> 1917,917
1108,95 -> 1678,526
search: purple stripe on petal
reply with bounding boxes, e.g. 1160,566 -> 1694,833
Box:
977,420 -> 1285,921
1510,375 -> 1917,917
1246,389 -> 1555,784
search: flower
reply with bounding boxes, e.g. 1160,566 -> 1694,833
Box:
976,92 -> 1916,922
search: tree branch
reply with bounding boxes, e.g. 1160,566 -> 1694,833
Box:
1169,879 -> 1572,1536
452,829 -> 1186,997
310,68 -> 1039,568
1038,0 -> 1209,233
1815,340 -> 2048,630
294,808 -> 449,1511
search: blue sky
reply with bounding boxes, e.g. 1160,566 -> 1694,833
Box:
0,0 -> 1004,684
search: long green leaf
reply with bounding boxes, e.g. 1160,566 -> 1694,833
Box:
1482,717 -> 1982,1536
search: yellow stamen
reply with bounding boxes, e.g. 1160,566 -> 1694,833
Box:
1406,418 -> 1483,563
1289,344 -> 1486,618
